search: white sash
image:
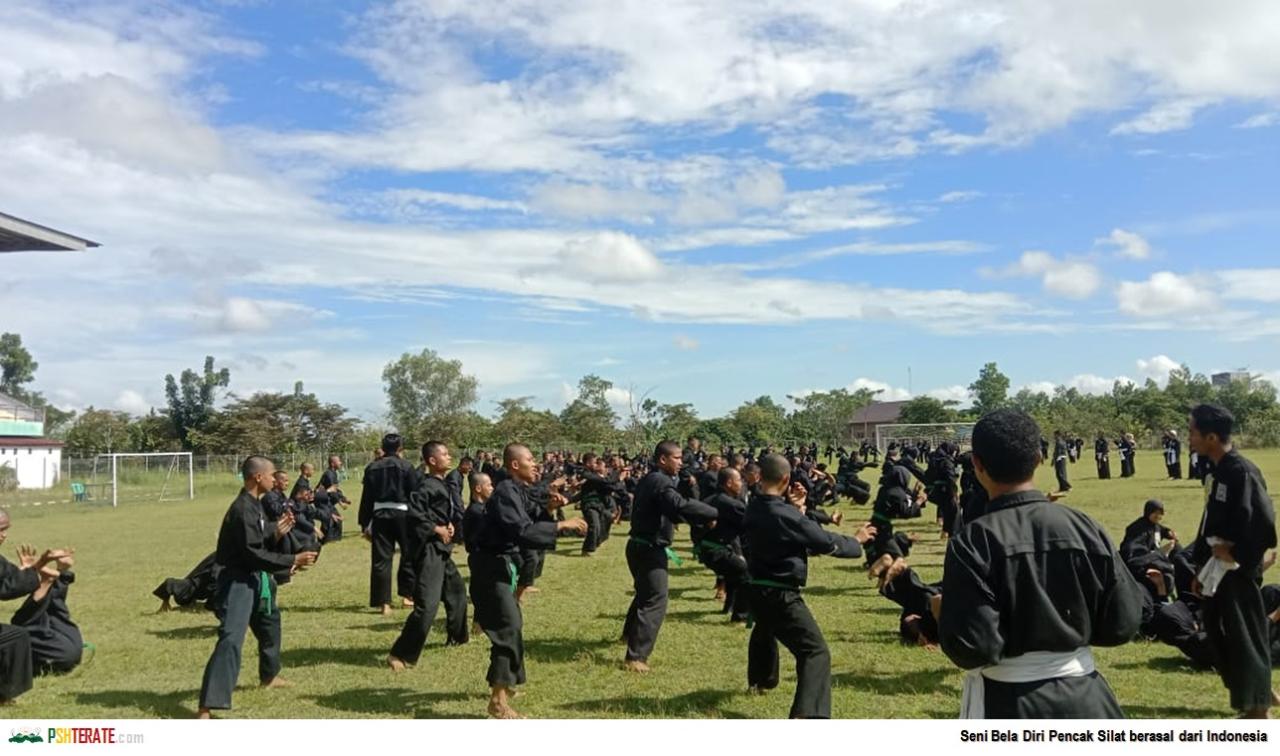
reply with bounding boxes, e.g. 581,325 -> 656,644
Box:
1196,537 -> 1239,597
960,648 -> 1095,719
373,501 -> 409,512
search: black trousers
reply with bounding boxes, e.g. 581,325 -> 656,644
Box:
154,552 -> 218,607
1166,462 -> 1182,479
623,539 -> 669,662
0,624 -> 33,701
469,553 -> 525,688
582,508 -> 605,553
518,548 -> 545,588
369,509 -> 415,607
390,543 -> 469,664
1097,457 -> 1111,480
12,574 -> 83,674
199,571 -> 281,710
699,547 -> 749,621
746,586 -> 831,718
1204,570 -> 1273,711
1054,459 -> 1071,491
983,672 -> 1124,718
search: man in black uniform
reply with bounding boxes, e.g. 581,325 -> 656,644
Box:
1163,430 -> 1183,480
1052,430 -> 1071,493
622,440 -> 719,673
1188,403 -> 1278,718
358,434 -> 418,616
938,409 -> 1144,719
316,456 -> 349,542
387,441 -> 468,671
744,453 -> 874,718
574,453 -> 619,556
0,510 -> 73,704
471,444 -> 585,718
696,467 -> 750,622
1095,433 -> 1111,480
197,456 -> 317,719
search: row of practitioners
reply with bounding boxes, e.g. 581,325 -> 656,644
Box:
189,402 -> 1273,719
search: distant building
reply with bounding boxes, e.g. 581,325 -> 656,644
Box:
0,392 -> 63,490
845,400 -> 909,441
1211,371 -> 1252,388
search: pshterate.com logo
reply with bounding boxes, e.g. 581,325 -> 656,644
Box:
7,729 -> 44,744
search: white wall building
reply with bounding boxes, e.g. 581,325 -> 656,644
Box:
0,438 -> 63,489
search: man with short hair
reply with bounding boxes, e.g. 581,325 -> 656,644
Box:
317,456 -> 349,542
1188,403 -> 1278,718
198,456 -> 317,718
358,434 -> 418,615
0,510 -> 74,704
471,444 -> 586,718
938,410 -> 1143,718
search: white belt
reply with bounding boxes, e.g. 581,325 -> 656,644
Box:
373,501 -> 409,512
1196,538 -> 1239,597
960,647 -> 1094,719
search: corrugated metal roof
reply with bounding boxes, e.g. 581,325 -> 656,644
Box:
0,436 -> 64,447
0,211 -> 99,253
848,401 -> 909,425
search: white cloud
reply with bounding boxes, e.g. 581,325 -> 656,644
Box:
847,378 -> 911,402
220,297 -> 271,332
1111,98 -> 1212,135
1097,228 -> 1152,260
1017,381 -> 1058,396
938,190 -> 983,203
1066,374 -> 1135,395
1136,354 -> 1181,384
1234,112 -> 1278,129
986,251 -> 1102,299
1116,271 -> 1204,316
553,232 -> 666,282
1218,269 -> 1280,303
924,385 -> 971,405
113,389 -> 152,415
674,335 -> 700,351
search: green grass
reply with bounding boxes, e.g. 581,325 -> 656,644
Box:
3,450 -> 1276,719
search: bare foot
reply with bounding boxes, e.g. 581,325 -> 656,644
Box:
524,586 -> 540,594
380,604 -> 393,617
387,655 -> 407,672
261,676 -> 293,689
402,597 -> 414,608
471,621 -> 483,636
196,708 -> 212,719
488,701 -> 524,719
624,660 -> 651,673
714,588 -> 727,602
747,686 -> 767,696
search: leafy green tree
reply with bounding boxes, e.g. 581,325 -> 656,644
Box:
559,375 -> 619,446
968,362 -> 1010,416
64,408 -> 133,456
0,333 -> 37,398
786,388 -> 879,441
188,389 -> 359,454
164,356 -> 230,449
382,348 -> 479,444
493,397 -> 562,449
897,396 -> 959,425
729,395 -> 787,445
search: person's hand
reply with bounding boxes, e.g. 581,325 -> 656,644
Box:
786,482 -> 806,509
434,524 -> 453,544
929,593 -> 942,621
16,544 -> 37,569
1166,529 -> 1179,544
362,527 -> 373,542
559,517 -> 588,536
332,513 -> 343,522
612,509 -> 622,525
854,523 -> 876,545
275,511 -> 296,539
293,551 -> 318,570
37,548 -> 74,572
832,511 -> 844,526
1190,576 -> 1203,597
38,563 -> 61,582
1261,549 -> 1276,573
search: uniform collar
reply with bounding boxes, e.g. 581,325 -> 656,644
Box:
985,489 -> 1049,514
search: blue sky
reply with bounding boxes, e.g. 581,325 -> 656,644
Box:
1,0 -> 1279,423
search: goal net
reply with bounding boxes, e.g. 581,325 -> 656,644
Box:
86,453 -> 194,507
875,423 -> 977,453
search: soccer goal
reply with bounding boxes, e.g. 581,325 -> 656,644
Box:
88,453 -> 194,507
875,423 -> 977,453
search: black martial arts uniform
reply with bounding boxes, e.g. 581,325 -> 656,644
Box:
867,462 -> 920,563
576,470 -> 619,554
199,489 -> 297,711
1053,438 -> 1071,492
470,478 -> 560,688
390,472 -> 468,664
623,470 -> 718,663
1164,438 -> 1183,480
153,552 -> 221,610
1118,438 -> 1136,478
518,479 -> 554,588
744,493 -> 863,718
1095,438 -> 1111,480
881,566 -> 942,645
11,571 -> 82,674
697,492 -> 749,622
1192,449 -> 1277,712
318,468 -> 346,542
1149,599 -> 1215,668
954,454 -> 990,531
926,450 -> 959,536
1120,508 -> 1176,601
358,456 -> 418,607
0,554 -> 39,701
939,490 -> 1145,718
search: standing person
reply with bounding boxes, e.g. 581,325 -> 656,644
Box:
744,453 -> 874,718
358,434 -> 418,616
696,467 -> 750,623
1164,430 -> 1183,480
1052,431 -> 1072,493
1095,433 -> 1112,480
1123,433 -> 1138,478
198,456 -> 318,719
387,442 -> 468,671
622,441 -> 719,673
1188,403 -> 1278,719
938,410 -> 1144,719
471,444 -> 586,718
317,456 -> 349,542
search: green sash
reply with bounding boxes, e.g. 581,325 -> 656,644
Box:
506,559 -> 518,594
629,535 -> 683,566
256,572 -> 274,616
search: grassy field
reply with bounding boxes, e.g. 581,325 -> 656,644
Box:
2,449 -> 1276,719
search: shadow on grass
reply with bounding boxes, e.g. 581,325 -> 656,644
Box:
832,668 -> 957,696
559,688 -> 747,717
281,645 -> 388,668
305,687 -> 481,718
73,689 -> 199,718
344,621 -> 403,632
664,608 -> 729,624
1114,655 -> 1213,673
148,625 -> 214,641
282,603 -> 369,614
1123,704 -> 1230,719
524,636 -> 619,664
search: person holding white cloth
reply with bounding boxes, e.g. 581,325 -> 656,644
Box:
937,409 -> 1145,718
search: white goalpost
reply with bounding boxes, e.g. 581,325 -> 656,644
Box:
90,452 -> 194,508
875,422 -> 977,453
